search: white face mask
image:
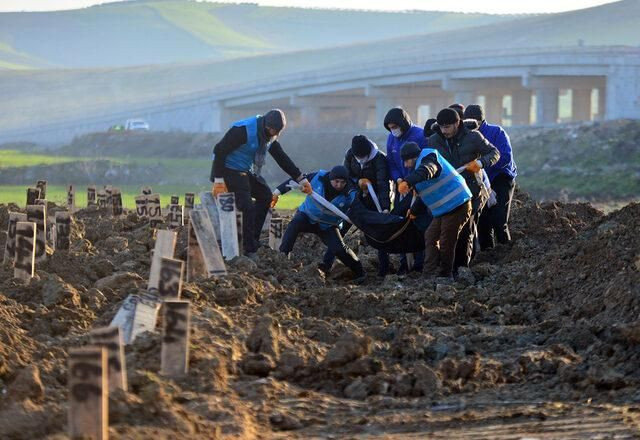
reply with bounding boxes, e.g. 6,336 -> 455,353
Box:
391,128 -> 403,138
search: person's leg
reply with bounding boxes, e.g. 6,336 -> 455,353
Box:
318,226 -> 364,276
223,170 -> 255,253
423,218 -> 442,276
279,212 -> 314,255
321,223 -> 351,270
377,250 -> 390,276
477,204 -> 495,250
248,174 -> 272,244
412,250 -> 425,272
454,217 -> 473,270
439,201 -> 472,277
491,174 -> 516,244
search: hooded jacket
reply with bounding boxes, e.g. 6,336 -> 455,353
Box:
383,108 -> 427,182
343,140 -> 391,211
478,121 -> 517,181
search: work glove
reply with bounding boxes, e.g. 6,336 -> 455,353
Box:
465,160 -> 483,173
397,180 -> 410,196
212,178 -> 228,197
358,178 -> 371,191
270,190 -> 280,208
299,178 -> 312,195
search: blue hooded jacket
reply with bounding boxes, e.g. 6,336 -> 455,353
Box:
478,121 -> 517,181
383,107 -> 427,182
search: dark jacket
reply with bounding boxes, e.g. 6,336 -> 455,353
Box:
383,107 -> 427,181
343,147 -> 391,211
427,124 -> 500,204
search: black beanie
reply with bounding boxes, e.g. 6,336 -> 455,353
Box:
328,165 -> 349,181
423,118 -> 437,138
351,135 -> 372,158
437,108 -> 460,126
400,142 -> 421,160
263,108 -> 286,133
464,104 -> 485,123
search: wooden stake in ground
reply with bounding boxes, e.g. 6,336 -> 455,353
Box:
67,185 -> 75,213
97,190 -> 107,210
158,257 -> 184,300
89,326 -> 127,392
269,218 -> 284,251
3,212 -> 27,264
168,204 -> 184,229
236,211 -> 243,256
147,194 -> 163,227
36,180 -> 47,200
170,195 -> 179,205
55,211 -> 71,251
26,204 -> 47,262
87,186 -> 97,208
110,291 -> 162,344
26,187 -> 40,206
184,192 -> 195,224
111,188 -> 123,217
134,195 -> 148,221
216,192 -> 239,260
105,185 -> 113,213
148,230 -> 177,292
13,221 -> 36,281
187,221 -> 206,282
199,191 -> 222,246
68,346 -> 108,440
161,301 -> 190,378
189,209 -> 227,277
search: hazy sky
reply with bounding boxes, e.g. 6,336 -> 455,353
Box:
0,0 -> 620,14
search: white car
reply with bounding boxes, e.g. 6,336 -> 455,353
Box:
125,119 -> 150,131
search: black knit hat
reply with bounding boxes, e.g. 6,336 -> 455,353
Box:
328,165 -> 349,181
400,142 -> 421,161
448,103 -> 465,120
351,135 -> 373,158
437,108 -> 460,126
423,118 -> 437,138
263,108 -> 286,133
464,104 -> 485,123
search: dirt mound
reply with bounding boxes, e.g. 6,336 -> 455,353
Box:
1,192 -> 639,438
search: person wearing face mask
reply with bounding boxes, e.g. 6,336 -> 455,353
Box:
321,135 -> 391,276
210,109 -> 309,258
383,107 -> 427,274
272,165 -> 366,284
423,108 -> 500,273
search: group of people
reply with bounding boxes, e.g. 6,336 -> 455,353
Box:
209,102 -> 517,283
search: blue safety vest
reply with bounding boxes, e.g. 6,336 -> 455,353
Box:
224,116 -> 261,172
414,148 -> 472,217
299,171 -> 354,230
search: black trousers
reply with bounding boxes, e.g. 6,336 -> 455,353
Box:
454,197 -> 483,270
478,174 -> 516,249
223,169 -> 271,253
280,211 -> 364,275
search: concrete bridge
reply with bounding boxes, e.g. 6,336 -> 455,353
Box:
2,45 -> 639,144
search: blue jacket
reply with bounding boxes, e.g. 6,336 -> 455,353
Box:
224,116 -> 261,172
479,121 -> 517,181
414,148 -> 472,218
386,125 -> 427,182
298,171 -> 356,230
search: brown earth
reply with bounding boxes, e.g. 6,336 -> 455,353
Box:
0,190 -> 640,438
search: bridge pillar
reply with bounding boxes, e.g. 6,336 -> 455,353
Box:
375,97 -> 398,128
511,90 -> 532,125
572,88 -> 592,121
606,65 -> 640,119
534,87 -> 559,125
596,87 -> 606,121
484,93 -> 504,124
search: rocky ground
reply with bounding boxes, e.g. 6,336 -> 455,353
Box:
0,189 -> 640,438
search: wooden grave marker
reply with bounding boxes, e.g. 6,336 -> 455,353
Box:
269,218 -> 284,251
236,211 -> 243,256
111,188 -> 123,217
67,346 -> 108,440
55,211 -> 71,251
13,221 -> 36,281
89,326 -> 127,392
216,192 -> 239,260
168,204 -> 184,230
110,291 -> 161,345
47,215 -> 56,249
26,204 -> 47,262
170,195 -> 179,205
67,185 -> 75,212
134,195 -> 148,221
187,221 -> 206,282
160,301 -> 191,378
97,190 -> 107,210
199,191 -> 222,247
3,212 -> 27,264
158,257 -> 183,300
147,194 -> 163,227
184,192 -> 195,223
148,230 -> 177,292
36,180 -> 47,200
189,208 -> 227,277
87,186 -> 97,208
26,187 -> 40,206
104,185 -> 113,213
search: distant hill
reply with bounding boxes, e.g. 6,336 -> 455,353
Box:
0,0 -> 516,69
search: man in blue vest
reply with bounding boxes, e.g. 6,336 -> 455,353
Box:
272,165 -> 366,283
397,142 -> 472,279
463,104 -> 517,249
210,109 -> 309,257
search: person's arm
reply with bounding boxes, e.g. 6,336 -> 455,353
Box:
404,153 -> 442,187
274,172 -> 317,196
375,155 -> 391,211
268,141 -> 303,181
386,136 -> 402,182
475,132 -> 500,169
210,126 -> 247,182
344,150 -> 359,184
489,128 -> 513,172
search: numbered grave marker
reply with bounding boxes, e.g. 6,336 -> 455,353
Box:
161,301 -> 191,378
110,291 -> 161,344
36,180 -> 47,200
170,195 -> 179,205
269,218 -> 284,251
168,204 -> 183,229
13,221 -> 36,281
68,347 -> 108,440
199,191 -> 222,246
158,257 -> 183,300
111,188 -> 123,217
26,187 -> 40,206
189,209 -> 227,277
97,190 -> 107,210
148,230 -> 177,292
236,211 -> 243,256
3,212 -> 27,264
47,216 -> 56,249
87,186 -> 97,208
26,204 -> 47,262
216,192 -> 239,260
105,185 -> 113,212
147,194 -> 163,227
134,195 -> 148,221
184,192 -> 195,223
55,211 -> 71,251
67,185 -> 75,212
89,326 -> 127,392
187,221 -> 206,282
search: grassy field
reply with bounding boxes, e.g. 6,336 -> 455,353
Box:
0,184 -> 305,211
